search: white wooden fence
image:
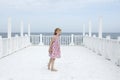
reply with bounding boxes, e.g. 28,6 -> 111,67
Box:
0,33 -> 120,67
30,34 -> 83,46
0,35 -> 31,58
83,35 -> 120,66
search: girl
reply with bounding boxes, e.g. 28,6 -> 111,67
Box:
48,28 -> 61,71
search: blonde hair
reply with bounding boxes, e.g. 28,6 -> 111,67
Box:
54,28 -> 61,35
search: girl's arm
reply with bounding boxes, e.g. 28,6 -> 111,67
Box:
49,36 -> 56,53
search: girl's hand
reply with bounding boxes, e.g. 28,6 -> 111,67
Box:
49,48 -> 52,54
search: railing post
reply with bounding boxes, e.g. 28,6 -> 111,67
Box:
8,17 -> 11,38
69,34 -> 74,46
99,16 -> 103,39
27,23 -> 31,46
105,35 -> 111,60
83,34 -> 88,47
117,37 -> 120,41
21,20 -> 24,37
93,34 -> 96,38
25,34 -> 28,47
39,34 -> 44,45
83,24 -> 85,37
8,38 -> 12,54
117,36 -> 120,66
7,17 -> 12,54
28,23 -> 30,37
92,34 -> 96,52
60,36 -> 61,45
86,34 -> 88,36
89,19 -> 92,37
106,35 -> 110,40
0,36 -> 3,58
15,34 -> 18,51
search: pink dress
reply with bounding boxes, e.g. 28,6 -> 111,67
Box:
49,36 -> 61,58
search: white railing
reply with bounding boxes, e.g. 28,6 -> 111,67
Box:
30,34 -> 83,46
0,35 -> 31,58
83,35 -> 120,66
0,36 -> 2,58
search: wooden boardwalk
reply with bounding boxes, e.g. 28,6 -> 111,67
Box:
0,46 -> 120,80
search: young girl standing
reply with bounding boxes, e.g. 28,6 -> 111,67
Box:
48,28 -> 61,71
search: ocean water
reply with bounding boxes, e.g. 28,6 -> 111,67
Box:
0,32 -> 120,39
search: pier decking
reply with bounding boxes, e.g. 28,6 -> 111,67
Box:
0,46 -> 120,80
0,17 -> 120,80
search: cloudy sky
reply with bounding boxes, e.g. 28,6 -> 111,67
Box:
0,0 -> 120,33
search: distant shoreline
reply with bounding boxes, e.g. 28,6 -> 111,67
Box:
0,32 -> 120,39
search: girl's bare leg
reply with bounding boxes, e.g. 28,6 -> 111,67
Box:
48,58 -> 52,70
51,58 -> 57,71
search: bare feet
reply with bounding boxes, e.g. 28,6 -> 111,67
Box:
48,64 -> 50,70
51,68 -> 58,72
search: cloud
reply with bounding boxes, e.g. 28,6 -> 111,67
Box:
0,0 -> 119,32
0,0 -> 117,11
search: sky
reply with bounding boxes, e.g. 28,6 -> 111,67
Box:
0,0 -> 120,33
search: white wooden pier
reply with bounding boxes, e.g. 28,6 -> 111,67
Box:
0,17 -> 120,80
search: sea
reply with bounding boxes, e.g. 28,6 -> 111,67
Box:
0,32 -> 120,39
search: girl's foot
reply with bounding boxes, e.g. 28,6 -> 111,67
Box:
48,64 -> 50,70
51,68 -> 58,72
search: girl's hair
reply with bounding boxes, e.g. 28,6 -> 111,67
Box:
54,28 -> 61,35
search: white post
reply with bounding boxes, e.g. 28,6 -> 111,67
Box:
86,34 -> 89,37
69,34 -> 74,46
15,34 -> 18,51
117,36 -> 120,66
83,24 -> 85,37
106,35 -> 111,40
7,17 -> 12,54
39,34 -> 44,45
25,34 -> 28,47
93,34 -> 96,38
28,23 -> 31,37
89,19 -> 92,37
25,34 -> 28,36
99,16 -> 103,38
0,36 -> 2,57
21,20 -> 23,37
105,35 -> 111,60
28,23 -> 31,46
8,17 -> 11,38
117,37 -> 120,41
